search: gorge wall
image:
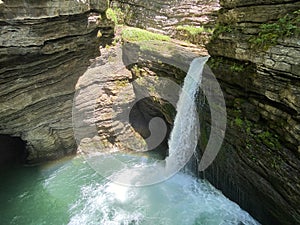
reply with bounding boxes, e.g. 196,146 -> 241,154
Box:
1,0 -> 299,224
108,0 -> 300,224
204,0 -> 300,225
73,41 -> 205,160
0,0 -> 114,163
111,0 -> 219,45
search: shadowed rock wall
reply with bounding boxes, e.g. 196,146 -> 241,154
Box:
0,0 -> 114,162
204,0 -> 300,224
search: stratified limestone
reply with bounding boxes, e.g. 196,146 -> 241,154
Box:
0,0 -> 114,162
205,0 -> 300,224
111,0 -> 220,45
74,40 -> 206,156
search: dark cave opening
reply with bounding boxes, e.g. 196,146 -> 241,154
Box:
0,135 -> 27,167
129,97 -> 175,160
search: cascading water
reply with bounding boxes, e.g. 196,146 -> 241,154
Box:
93,56 -> 210,185
166,56 -> 208,173
0,57 -> 260,225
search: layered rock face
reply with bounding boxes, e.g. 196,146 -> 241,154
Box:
0,0 -> 114,162
204,0 -> 300,224
111,0 -> 219,44
74,40 -> 205,158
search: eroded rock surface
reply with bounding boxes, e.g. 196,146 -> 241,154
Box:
74,40 -> 206,157
0,0 -> 114,162
205,0 -> 300,224
111,0 -> 220,44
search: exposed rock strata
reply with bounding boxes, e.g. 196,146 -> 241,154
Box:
111,0 -> 220,44
205,0 -> 300,224
74,41 -> 206,157
0,0 -> 114,162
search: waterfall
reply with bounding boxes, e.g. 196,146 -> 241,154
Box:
82,56 -> 212,186
166,56 -> 209,173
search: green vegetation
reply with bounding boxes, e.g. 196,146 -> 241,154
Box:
232,109 -> 281,150
176,25 -> 213,35
208,57 -> 224,69
147,85 -> 156,94
257,131 -> 281,150
230,63 -> 245,72
234,117 -> 243,127
250,9 -> 300,50
131,65 -> 141,75
121,27 -> 171,42
115,79 -> 128,87
212,24 -> 233,38
106,7 -> 124,25
209,57 -> 246,74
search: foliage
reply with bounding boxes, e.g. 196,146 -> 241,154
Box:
106,7 -> 124,25
115,79 -> 128,87
249,9 -> 300,50
234,117 -> 243,127
208,57 -> 224,69
176,25 -> 213,35
232,111 -> 281,150
230,63 -> 245,72
212,23 -> 233,38
121,27 -> 171,42
257,131 -> 281,150
209,57 -> 246,73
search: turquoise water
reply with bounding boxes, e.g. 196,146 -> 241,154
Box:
0,156 -> 259,225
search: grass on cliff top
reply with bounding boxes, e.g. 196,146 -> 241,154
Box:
106,7 -> 124,25
121,27 -> 171,42
176,25 -> 214,35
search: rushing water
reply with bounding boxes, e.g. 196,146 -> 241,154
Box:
0,57 -> 259,224
84,57 -> 211,186
166,56 -> 207,173
0,156 -> 259,225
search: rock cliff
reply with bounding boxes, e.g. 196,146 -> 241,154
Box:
205,0 -> 300,224
1,0 -> 299,224
111,0 -> 219,45
74,40 -> 206,159
0,0 -> 114,162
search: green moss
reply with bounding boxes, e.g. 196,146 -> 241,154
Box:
115,79 -> 128,87
258,131 -> 281,150
244,120 -> 252,135
147,85 -> 156,93
176,25 -> 213,35
132,65 -> 141,74
230,63 -> 245,72
208,57 -> 224,69
209,57 -> 247,74
234,117 -> 243,127
121,27 -> 171,42
212,24 -> 233,38
249,9 -> 300,50
106,7 -> 124,25
232,111 -> 281,150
